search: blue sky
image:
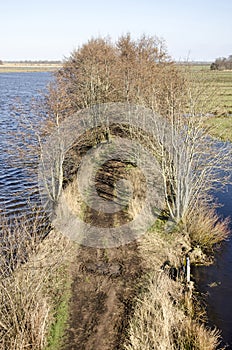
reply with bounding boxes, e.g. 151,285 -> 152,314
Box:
1,0 -> 231,61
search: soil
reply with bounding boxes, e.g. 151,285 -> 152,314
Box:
62,158 -> 146,350
63,243 -> 144,350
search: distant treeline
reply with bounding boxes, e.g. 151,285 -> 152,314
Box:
211,55 -> 232,70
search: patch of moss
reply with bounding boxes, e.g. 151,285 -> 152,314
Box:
45,273 -> 71,350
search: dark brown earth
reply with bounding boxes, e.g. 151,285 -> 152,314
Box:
62,159 -> 147,350
63,243 -> 144,350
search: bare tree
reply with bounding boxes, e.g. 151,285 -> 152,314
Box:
14,34 -> 231,231
54,34 -> 176,114
119,70 -> 231,225
211,54 -> 232,70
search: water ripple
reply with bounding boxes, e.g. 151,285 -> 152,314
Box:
0,72 -> 52,218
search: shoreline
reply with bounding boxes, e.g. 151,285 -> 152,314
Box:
0,63 -> 62,73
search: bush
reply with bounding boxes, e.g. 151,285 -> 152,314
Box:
186,205 -> 230,253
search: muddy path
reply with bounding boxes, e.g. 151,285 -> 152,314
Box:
62,160 -> 146,350
63,243 -> 143,350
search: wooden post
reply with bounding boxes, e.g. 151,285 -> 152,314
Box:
186,256 -> 190,283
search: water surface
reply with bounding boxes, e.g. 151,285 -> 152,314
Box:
0,72 -> 52,216
193,181 -> 232,348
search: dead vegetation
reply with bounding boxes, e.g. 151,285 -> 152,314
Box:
0,213 -> 75,350
123,221 -> 225,350
0,206 -> 227,349
186,204 -> 230,253
123,271 -> 222,350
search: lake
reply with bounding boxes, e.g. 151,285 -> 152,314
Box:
0,71 -> 232,347
0,72 -> 52,217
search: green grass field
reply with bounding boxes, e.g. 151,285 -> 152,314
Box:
205,70 -> 232,114
205,69 -> 232,141
187,64 -> 232,141
189,64 -> 232,114
205,115 -> 232,141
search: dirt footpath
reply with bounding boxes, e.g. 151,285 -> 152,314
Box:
63,243 -> 144,350
62,158 -> 147,349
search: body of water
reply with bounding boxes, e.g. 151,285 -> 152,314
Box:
0,72 -> 52,216
193,182 -> 232,348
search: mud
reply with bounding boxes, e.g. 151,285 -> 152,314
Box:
63,243 -> 144,350
62,159 -> 146,349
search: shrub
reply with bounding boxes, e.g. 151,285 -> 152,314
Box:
185,205 -> 230,253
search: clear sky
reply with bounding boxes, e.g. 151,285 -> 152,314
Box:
1,0 -> 231,61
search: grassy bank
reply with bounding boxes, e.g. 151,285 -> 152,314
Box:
45,269 -> 72,350
0,201 -> 229,349
0,215 -> 75,350
204,115 -> 232,142
124,272 -> 220,350
123,212 -> 229,350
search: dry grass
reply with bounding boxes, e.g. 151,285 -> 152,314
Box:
122,220 -> 225,350
138,220 -> 191,270
123,271 -> 222,350
0,213 -> 74,350
185,205 -> 230,253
